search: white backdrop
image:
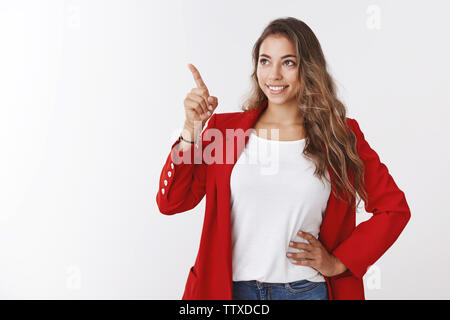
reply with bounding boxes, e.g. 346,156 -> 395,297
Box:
0,0 -> 449,299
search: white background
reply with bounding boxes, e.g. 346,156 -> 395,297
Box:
0,0 -> 449,299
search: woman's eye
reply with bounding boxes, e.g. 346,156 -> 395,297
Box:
259,59 -> 296,66
285,60 -> 295,66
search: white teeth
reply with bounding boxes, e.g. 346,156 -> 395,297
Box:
269,86 -> 286,91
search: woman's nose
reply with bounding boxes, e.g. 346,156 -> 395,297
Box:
268,67 -> 282,79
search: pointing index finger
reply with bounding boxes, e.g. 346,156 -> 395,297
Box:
188,63 -> 209,94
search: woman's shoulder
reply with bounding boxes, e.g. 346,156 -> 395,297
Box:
345,117 -> 359,133
344,117 -> 370,146
345,117 -> 366,136
345,116 -> 356,125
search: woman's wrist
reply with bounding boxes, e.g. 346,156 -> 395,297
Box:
181,122 -> 195,142
176,121 -> 202,152
183,120 -> 205,140
332,255 -> 348,275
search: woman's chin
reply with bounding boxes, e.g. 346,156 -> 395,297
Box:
267,95 -> 290,104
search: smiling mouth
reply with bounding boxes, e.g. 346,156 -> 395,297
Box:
266,84 -> 289,93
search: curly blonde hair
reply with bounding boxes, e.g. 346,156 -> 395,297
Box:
240,17 -> 368,208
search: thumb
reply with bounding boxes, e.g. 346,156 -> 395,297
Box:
207,96 -> 219,109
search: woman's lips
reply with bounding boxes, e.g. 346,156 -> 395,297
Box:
267,85 -> 288,94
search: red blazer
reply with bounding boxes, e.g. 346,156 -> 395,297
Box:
156,100 -> 411,300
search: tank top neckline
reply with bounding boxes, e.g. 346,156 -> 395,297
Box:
250,131 -> 305,143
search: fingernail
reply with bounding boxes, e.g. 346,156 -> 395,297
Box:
289,241 -> 294,246
208,97 -> 213,102
207,111 -> 211,115
208,105 -> 213,111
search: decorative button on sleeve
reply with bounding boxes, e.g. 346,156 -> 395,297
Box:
156,113 -> 217,215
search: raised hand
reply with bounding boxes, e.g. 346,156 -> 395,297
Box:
184,63 -> 219,130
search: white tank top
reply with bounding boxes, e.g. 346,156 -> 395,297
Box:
230,131 -> 331,283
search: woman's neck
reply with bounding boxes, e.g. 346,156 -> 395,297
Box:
260,100 -> 304,126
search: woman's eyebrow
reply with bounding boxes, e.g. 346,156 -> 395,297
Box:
259,53 -> 296,59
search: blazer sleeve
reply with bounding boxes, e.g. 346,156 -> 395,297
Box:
331,118 -> 411,279
156,113 -> 216,215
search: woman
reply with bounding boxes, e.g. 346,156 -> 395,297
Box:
156,17 -> 411,300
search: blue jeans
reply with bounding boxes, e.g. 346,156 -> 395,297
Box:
232,279 -> 328,300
